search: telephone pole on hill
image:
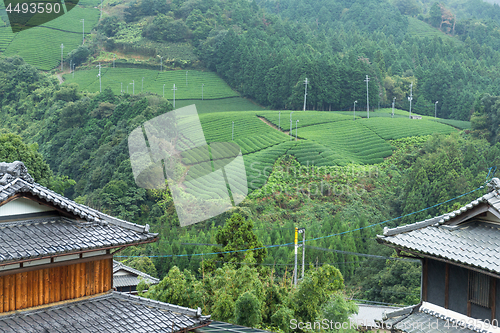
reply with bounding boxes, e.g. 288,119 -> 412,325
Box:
408,83 -> 413,119
172,84 -> 177,108
364,75 -> 370,118
96,63 -> 101,92
294,227 -> 306,286
353,100 -> 357,120
303,78 -> 308,111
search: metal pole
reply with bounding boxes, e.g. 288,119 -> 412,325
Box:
364,75 -> 370,119
60,44 -> 64,71
435,101 -> 438,118
303,78 -> 308,111
172,84 -> 177,108
72,63 -> 75,78
408,83 -> 413,119
202,83 -> 204,100
289,112 -> 293,140
300,228 -> 305,280
294,227 -> 298,286
232,121 -> 234,141
97,63 -> 101,92
392,97 -> 396,118
295,120 -> 299,140
354,101 -> 357,120
81,19 -> 84,45
70,60 -> 72,74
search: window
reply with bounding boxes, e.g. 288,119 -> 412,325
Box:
468,270 -> 490,308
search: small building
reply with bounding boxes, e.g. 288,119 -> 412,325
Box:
0,161 -> 211,332
113,260 -> 160,294
410,115 -> 422,119
377,177 -> 500,332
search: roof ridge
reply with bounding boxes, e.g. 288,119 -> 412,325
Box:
111,291 -> 210,319
112,260 -> 160,282
382,192 -> 494,237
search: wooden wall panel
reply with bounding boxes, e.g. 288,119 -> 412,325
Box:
0,258 -> 112,313
0,276 -> 3,313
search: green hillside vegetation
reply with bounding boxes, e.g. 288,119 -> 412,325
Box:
63,68 -> 239,98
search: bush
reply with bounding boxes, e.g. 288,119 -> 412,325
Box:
235,292 -> 262,327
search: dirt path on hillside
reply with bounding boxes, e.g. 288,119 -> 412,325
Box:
258,116 -> 290,135
56,73 -> 64,84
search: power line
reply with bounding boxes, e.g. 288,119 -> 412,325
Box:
117,183 -> 485,259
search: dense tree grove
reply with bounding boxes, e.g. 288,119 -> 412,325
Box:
97,0 -> 500,120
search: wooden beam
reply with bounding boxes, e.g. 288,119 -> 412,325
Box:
445,263 -> 449,309
15,272 -> 22,310
43,268 -> 49,305
491,277 -> 496,321
0,276 -> 3,313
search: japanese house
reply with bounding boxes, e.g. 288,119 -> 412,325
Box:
0,161 -> 210,332
113,260 -> 160,294
377,178 -> 500,332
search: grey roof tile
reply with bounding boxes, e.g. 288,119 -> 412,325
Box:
112,260 -> 160,288
0,292 -> 210,333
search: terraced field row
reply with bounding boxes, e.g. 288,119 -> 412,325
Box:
360,118 -> 457,139
298,121 -> 395,165
63,68 -> 239,99
0,5 -> 98,70
257,110 -> 353,129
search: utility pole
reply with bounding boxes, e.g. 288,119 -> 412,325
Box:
60,44 -> 64,71
72,63 -> 75,78
303,78 -> 308,111
157,55 -> 163,72
289,112 -> 293,140
435,101 -> 438,118
232,121 -> 234,141
408,83 -> 413,119
81,19 -> 84,45
353,100 -> 357,120
96,63 -> 101,92
142,77 -> 144,92
295,120 -> 299,140
392,97 -> 396,118
294,227 -> 298,286
172,84 -> 177,108
278,111 -> 281,130
163,84 -> 165,98
299,228 -> 305,280
364,75 -> 370,119
202,83 -> 204,100
69,60 -> 72,76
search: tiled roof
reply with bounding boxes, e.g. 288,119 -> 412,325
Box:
382,302 -> 498,333
378,183 -> 500,275
113,260 -> 160,288
0,217 -> 157,264
379,220 -> 500,274
0,162 -> 151,233
0,291 -> 211,332
0,162 -> 159,264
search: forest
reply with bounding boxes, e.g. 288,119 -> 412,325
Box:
2,0 -> 500,330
